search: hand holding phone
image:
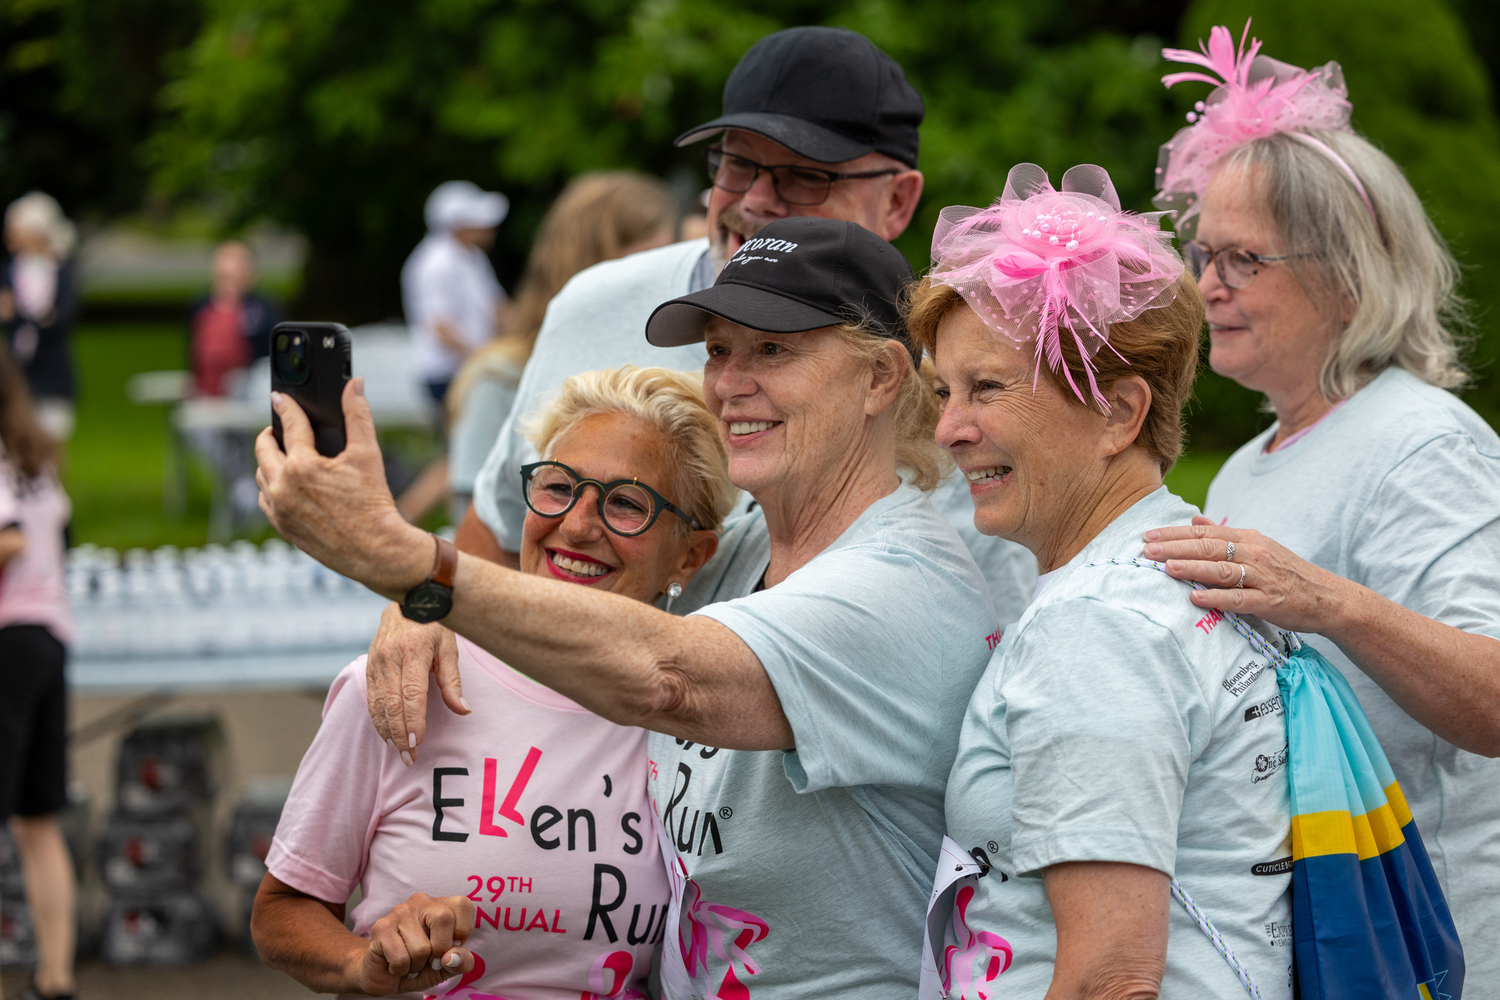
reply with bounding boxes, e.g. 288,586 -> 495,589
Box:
271,322 -> 352,456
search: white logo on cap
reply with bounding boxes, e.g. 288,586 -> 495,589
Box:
731,237 -> 799,263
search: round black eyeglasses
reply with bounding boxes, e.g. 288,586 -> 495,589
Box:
520,461 -> 702,537
705,147 -> 899,207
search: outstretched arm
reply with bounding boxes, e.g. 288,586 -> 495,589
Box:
257,382 -> 792,752
1144,519 -> 1500,757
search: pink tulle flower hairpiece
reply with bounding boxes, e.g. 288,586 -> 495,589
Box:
929,163 -> 1184,410
1154,20 -> 1376,238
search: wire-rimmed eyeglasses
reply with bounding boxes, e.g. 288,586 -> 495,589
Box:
705,146 -> 899,207
1185,241 -> 1312,290
520,461 -> 701,537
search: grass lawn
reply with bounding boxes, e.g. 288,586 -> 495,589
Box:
1163,449 -> 1230,510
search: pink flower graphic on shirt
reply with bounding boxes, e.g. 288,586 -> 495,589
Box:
583,949 -> 648,999
678,880 -> 770,999
941,885 -> 1013,1000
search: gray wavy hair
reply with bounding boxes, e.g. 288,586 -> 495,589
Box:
1217,130 -> 1467,398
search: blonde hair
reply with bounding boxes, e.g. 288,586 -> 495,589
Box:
1218,130 -> 1468,399
450,172 -> 676,416
905,273 -> 1205,473
5,192 -> 76,258
525,366 -> 738,533
830,323 -> 948,491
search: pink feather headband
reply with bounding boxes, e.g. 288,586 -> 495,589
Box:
1153,21 -> 1377,239
929,163 -> 1184,410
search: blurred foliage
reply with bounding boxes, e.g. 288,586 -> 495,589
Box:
5,0 -> 1498,450
0,0 -> 202,218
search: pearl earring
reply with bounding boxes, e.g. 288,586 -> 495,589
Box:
664,581 -> 683,613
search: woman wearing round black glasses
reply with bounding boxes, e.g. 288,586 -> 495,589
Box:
251,366 -> 732,999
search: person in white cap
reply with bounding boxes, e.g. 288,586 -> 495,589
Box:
401,181 -> 510,404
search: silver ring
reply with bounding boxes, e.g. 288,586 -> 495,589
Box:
1235,564 -> 1246,589
1225,540 -> 1236,562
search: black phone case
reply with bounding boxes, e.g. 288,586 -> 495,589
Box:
271,322 -> 352,457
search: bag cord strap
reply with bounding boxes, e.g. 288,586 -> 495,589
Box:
1170,880 -> 1264,999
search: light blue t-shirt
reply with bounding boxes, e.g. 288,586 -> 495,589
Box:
1206,366 -> 1500,989
646,484 -> 998,1000
942,488 -> 1294,1000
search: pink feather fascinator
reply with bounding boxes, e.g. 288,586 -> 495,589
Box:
1154,21 -> 1371,238
929,163 -> 1184,410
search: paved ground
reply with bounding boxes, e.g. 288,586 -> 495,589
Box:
2,951 -> 310,998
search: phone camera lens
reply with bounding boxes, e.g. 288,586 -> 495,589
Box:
275,333 -> 288,352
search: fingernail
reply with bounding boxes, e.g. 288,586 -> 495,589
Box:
354,375 -> 366,396
1143,543 -> 1162,557
459,698 -> 471,712
270,391 -> 284,406
386,738 -> 397,753
1143,530 -> 1159,541
432,958 -> 441,971
445,952 -> 462,968
401,750 -> 413,767
406,971 -> 419,979
409,732 -> 418,748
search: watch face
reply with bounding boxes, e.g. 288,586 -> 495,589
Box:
402,582 -> 453,623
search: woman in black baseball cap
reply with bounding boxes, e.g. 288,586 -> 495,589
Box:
254,216 -> 998,1000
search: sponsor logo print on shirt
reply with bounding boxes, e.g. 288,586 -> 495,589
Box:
1244,694 -> 1285,722
1252,857 -> 1293,876
1264,919 -> 1293,948
1251,743 -> 1289,784
1222,659 -> 1265,698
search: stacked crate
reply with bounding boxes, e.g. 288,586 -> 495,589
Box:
97,717 -> 222,964
0,826 -> 35,970
224,777 -> 291,953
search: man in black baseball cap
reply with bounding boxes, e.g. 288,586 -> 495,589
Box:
646,215 -> 920,368
684,26 -> 926,270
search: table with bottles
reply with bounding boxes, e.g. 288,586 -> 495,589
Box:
67,539 -> 387,692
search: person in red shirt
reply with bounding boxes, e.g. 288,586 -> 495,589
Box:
189,241 -> 281,397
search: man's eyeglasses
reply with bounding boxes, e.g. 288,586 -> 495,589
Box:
1185,242 -> 1311,290
705,147 -> 899,207
520,461 -> 701,537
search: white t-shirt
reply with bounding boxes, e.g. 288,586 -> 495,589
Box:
0,457 -> 71,643
469,239 -> 1037,625
647,484 -> 999,1000
401,232 -> 506,382
1206,365 -> 1500,989
267,639 -> 666,1000
943,488 -> 1294,1000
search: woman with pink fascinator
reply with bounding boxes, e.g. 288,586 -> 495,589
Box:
908,162 -> 1295,998
1141,24 -> 1500,983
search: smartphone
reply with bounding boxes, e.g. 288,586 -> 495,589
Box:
270,322 -> 352,457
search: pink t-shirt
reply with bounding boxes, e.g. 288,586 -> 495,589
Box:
0,457 -> 71,643
268,637 -> 668,1000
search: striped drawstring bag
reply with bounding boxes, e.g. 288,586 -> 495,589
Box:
1093,559 -> 1465,999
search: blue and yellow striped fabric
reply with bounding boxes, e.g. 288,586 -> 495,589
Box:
1279,643 -> 1464,1000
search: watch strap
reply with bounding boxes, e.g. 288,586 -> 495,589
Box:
431,534 -> 458,589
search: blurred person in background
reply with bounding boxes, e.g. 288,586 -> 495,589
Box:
397,181 -> 509,523
188,240 -> 281,398
252,367 -> 731,999
0,193 -> 78,445
0,350 -> 76,1000
403,180 -> 510,406
445,171 -> 677,522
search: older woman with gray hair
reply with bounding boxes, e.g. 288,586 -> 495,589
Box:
1142,25 -> 1500,980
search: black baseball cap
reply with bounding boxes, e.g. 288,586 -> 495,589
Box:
645,217 -> 918,366
674,27 -> 924,168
